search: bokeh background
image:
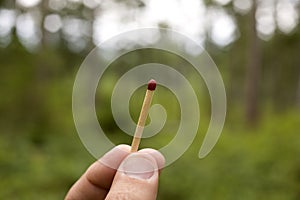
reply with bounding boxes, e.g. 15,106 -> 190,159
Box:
1,0 -> 300,199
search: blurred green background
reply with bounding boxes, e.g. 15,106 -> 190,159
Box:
1,0 -> 300,199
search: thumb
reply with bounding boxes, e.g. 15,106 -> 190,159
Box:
105,151 -> 164,200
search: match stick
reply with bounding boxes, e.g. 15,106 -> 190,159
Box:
130,79 -> 156,152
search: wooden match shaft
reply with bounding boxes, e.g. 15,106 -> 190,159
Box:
131,80 -> 156,152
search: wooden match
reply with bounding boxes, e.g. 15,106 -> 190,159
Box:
130,79 -> 156,152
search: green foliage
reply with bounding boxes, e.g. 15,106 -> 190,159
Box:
0,131 -> 94,199
158,111 -> 300,199
1,108 -> 300,199
0,5 -> 299,199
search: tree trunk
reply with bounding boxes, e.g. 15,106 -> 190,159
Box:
245,0 -> 262,125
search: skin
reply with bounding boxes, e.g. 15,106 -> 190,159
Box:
65,145 -> 165,200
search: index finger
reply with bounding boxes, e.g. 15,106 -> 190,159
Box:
65,145 -> 131,200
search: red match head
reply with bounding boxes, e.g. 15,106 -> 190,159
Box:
147,79 -> 156,91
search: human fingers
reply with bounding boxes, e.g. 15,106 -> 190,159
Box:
105,151 -> 165,200
65,144 -> 131,200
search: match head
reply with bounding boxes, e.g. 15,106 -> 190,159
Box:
147,79 -> 156,91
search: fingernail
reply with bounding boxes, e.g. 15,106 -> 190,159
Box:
120,153 -> 156,180
99,145 -> 131,170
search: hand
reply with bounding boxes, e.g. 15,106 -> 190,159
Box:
65,144 -> 165,200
